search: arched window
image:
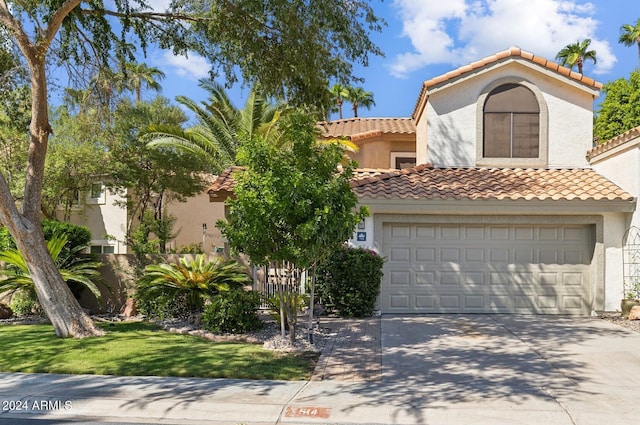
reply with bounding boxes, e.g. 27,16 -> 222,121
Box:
483,84 -> 539,158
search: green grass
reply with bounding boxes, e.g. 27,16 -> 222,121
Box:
0,321 -> 318,380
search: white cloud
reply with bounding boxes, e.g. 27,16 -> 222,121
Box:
145,0 -> 172,12
389,0 -> 616,78
162,51 -> 210,80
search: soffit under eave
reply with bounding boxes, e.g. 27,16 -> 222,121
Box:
357,197 -> 636,214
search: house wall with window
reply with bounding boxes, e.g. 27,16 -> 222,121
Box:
415,60 -> 597,168
68,184 -> 128,254
348,135 -> 416,169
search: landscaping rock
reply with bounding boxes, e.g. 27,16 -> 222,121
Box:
628,306 -> 640,321
0,303 -> 13,319
120,298 -> 137,317
188,312 -> 202,327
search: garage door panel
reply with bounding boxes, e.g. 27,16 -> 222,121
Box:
464,248 -> 485,262
415,294 -> 436,308
389,247 -> 411,262
415,271 -> 435,285
416,248 -> 436,261
382,222 -> 592,314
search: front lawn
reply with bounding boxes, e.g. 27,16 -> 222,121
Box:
0,321 -> 317,380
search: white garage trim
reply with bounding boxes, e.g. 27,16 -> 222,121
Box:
374,215 -> 605,315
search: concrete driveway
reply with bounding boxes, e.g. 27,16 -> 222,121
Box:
1,314 -> 639,425
370,314 -> 640,424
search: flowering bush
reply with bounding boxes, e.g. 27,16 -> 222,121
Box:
316,246 -> 384,318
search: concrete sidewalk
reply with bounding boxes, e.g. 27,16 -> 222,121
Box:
1,315 -> 640,424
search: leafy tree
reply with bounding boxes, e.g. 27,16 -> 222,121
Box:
0,43 -> 30,201
43,106 -> 108,220
555,39 -> 597,74
0,0 -> 382,338
594,71 -> 640,142
145,81 -> 283,173
0,233 -> 102,305
620,18 -> 640,69
136,255 -> 251,313
218,112 -> 367,343
106,97 -> 210,252
347,86 -> 375,118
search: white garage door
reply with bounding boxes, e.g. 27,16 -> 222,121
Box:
381,223 -> 593,314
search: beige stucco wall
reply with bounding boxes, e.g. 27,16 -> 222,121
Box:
349,135 -> 415,169
166,191 -> 226,253
416,61 -> 597,168
68,187 -> 128,254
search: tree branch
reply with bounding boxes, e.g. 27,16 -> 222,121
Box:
0,0 -> 35,57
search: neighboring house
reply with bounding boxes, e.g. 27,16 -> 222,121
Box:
164,175 -> 226,253
68,177 -> 226,255
67,181 -> 128,254
318,117 -> 416,169
210,47 -> 637,315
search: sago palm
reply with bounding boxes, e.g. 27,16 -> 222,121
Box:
136,255 -> 252,312
0,233 -> 102,302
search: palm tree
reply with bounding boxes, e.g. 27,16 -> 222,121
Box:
122,62 -> 166,102
620,18 -> 640,69
136,255 -> 251,312
329,84 -> 349,119
346,86 -> 375,118
555,39 -> 597,74
144,80 -> 283,172
0,233 -> 102,304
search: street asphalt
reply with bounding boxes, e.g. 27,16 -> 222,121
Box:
1,314 -> 639,424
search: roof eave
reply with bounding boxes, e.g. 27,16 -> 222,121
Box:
357,197 -> 636,214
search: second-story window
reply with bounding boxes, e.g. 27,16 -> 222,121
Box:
483,83 -> 540,158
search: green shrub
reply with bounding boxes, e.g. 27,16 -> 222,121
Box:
9,292 -> 43,317
136,255 -> 252,313
202,290 -> 263,334
135,292 -> 190,320
316,246 -> 384,318
0,219 -> 91,259
264,293 -> 309,329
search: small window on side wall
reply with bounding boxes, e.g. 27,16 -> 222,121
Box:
86,182 -> 106,205
390,152 -> 417,169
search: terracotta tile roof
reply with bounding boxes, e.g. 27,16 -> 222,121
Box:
413,46 -> 603,120
207,166 -> 242,201
209,165 -> 632,204
317,118 -> 415,142
587,125 -> 640,161
208,166 -> 398,201
351,164 -> 632,202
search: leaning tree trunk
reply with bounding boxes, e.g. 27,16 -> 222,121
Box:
13,225 -> 104,338
0,35 -> 104,338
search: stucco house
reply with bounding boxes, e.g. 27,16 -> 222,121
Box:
67,177 -> 226,255
210,47 -> 638,315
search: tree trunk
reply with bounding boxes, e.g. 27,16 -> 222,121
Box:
275,262 -> 286,337
0,32 -> 104,338
13,225 -> 104,338
307,264 -> 316,343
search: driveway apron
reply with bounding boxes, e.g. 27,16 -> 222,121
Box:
375,314 -> 640,425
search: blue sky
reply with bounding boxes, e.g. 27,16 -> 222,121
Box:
141,0 -> 640,120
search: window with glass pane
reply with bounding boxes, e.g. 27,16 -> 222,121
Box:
483,84 -> 539,158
